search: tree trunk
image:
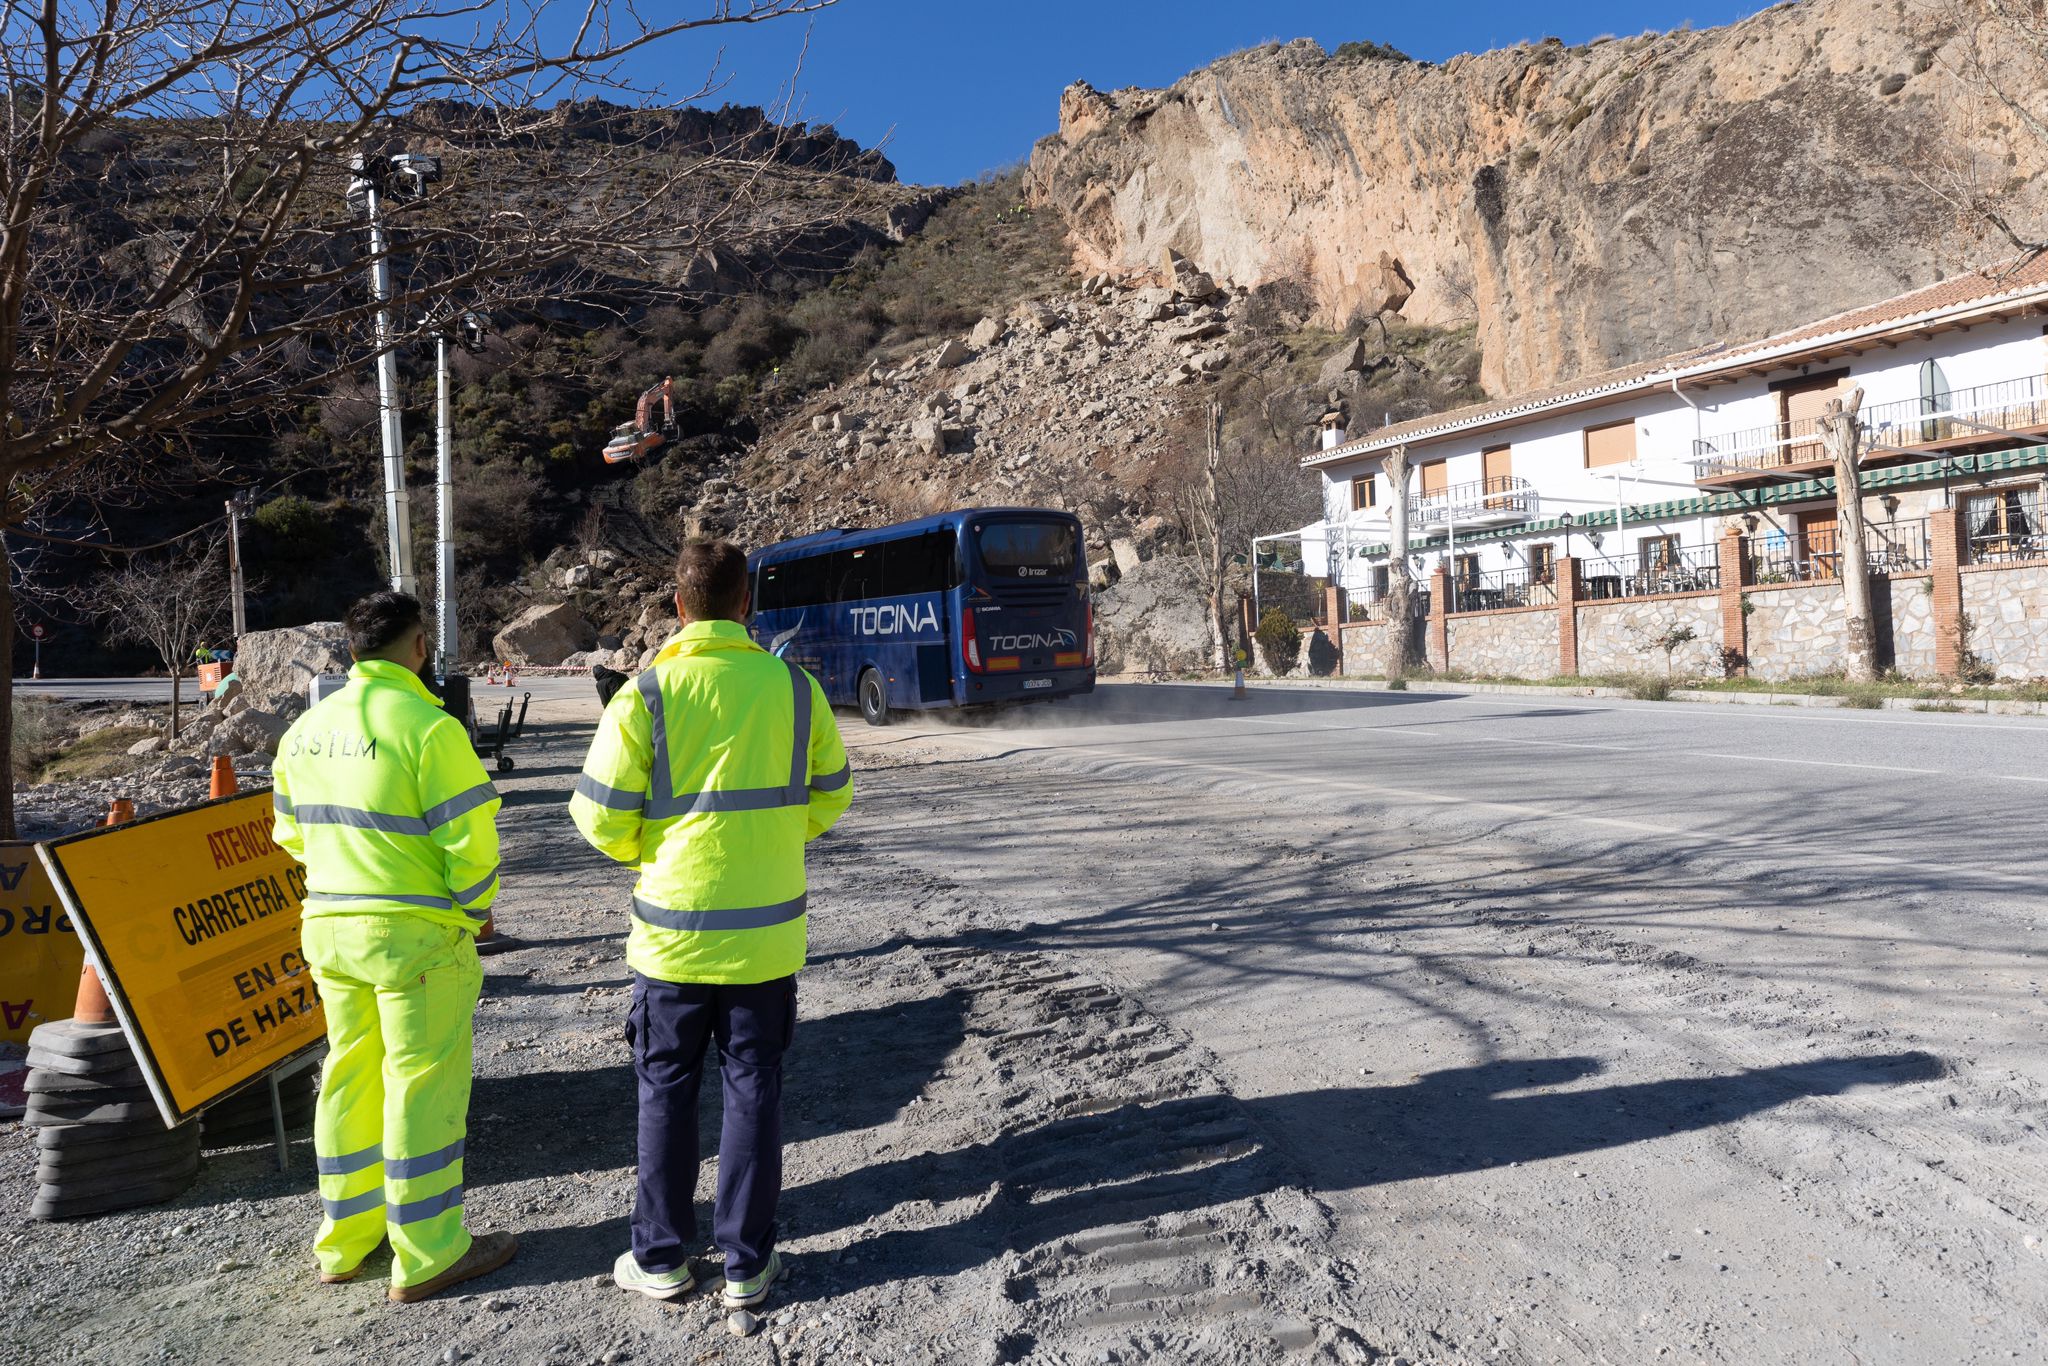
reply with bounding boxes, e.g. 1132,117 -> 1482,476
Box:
0,560 -> 15,840
1382,443 -> 1419,679
1823,387 -> 1878,683
169,667 -> 183,742
1205,402 -> 1228,671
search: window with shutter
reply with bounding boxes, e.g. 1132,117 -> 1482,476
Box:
1584,420 -> 1637,468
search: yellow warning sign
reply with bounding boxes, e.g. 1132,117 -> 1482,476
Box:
40,792 -> 323,1124
0,842 -> 82,1047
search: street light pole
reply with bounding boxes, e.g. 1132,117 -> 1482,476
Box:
434,330 -> 456,677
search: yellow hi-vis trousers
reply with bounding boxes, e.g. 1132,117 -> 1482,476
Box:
304,915 -> 483,1287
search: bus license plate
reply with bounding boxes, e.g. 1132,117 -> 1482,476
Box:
1023,678 -> 1053,690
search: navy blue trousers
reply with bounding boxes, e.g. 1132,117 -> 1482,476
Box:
627,973 -> 796,1280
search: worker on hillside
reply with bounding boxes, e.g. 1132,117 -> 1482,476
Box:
272,590 -> 516,1302
571,540 -> 851,1309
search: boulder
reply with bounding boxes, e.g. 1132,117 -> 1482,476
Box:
208,709 -> 289,758
1162,248 -> 1221,302
1130,287 -> 1176,322
233,622 -> 350,716
1168,320 -> 1226,344
126,736 -> 164,757
1013,300 -> 1061,334
1318,337 -> 1371,386
560,563 -> 598,590
932,338 -> 972,369
1369,251 -> 1414,316
1093,555 -> 1211,675
969,316 -> 1006,348
492,601 -> 597,667
1111,537 -> 1145,576
910,418 -> 949,457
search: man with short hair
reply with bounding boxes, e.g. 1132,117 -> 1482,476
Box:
571,540 -> 851,1309
273,591 -> 516,1302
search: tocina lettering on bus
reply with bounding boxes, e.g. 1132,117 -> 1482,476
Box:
986,629 -> 1078,653
847,602 -> 941,637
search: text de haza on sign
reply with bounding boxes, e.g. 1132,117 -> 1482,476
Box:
0,842 -> 82,1046
38,792 -> 324,1125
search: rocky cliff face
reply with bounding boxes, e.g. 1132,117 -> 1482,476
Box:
1029,0 -> 2048,395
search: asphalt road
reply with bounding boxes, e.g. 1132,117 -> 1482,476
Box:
834,681 -> 2048,1363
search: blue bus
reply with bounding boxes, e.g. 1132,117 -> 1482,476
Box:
747,507 -> 1096,725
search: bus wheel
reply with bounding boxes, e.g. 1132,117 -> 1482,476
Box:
858,668 -> 890,727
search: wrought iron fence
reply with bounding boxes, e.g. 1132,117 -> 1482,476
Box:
1691,416 -> 1830,478
1348,589 -> 1431,622
1865,517 -> 1932,572
1447,567 -> 1559,613
1745,527 -> 1838,584
1411,476 -> 1537,528
1579,543 -> 1722,599
1964,486 -> 2048,564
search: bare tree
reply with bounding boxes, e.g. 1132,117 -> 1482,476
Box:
0,0 -> 852,834
87,542 -> 230,741
1927,1 -> 2048,254
1819,386 -> 1879,683
1381,443 -> 1422,679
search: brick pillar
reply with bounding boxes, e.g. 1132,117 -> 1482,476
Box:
1322,585 -> 1347,627
1930,504 -> 1965,677
1555,556 -> 1581,677
1716,528 -> 1749,677
1427,565 -> 1450,672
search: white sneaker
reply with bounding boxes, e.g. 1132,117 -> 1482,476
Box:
613,1250 -> 695,1300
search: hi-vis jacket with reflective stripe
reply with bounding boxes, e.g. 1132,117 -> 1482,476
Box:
569,619 -> 852,985
271,659 -> 501,934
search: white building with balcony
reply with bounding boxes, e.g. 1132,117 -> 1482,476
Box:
1299,254 -> 2048,614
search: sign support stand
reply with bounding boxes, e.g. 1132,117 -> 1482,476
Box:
265,1048 -> 325,1173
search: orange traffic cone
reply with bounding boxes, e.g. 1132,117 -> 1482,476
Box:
103,798 -> 134,826
73,961 -> 115,1024
209,755 -> 238,799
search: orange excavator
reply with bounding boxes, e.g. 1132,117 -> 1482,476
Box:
601,376 -> 676,464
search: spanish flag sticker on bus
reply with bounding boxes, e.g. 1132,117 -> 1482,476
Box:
37,791 -> 324,1126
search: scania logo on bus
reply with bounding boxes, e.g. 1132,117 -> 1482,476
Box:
848,602 -> 941,636
987,629 -> 1077,652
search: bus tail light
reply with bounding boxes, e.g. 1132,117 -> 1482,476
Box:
1084,600 -> 1096,665
962,607 -> 984,673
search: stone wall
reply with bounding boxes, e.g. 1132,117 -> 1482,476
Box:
1576,595 -> 1724,677
1445,610 -> 1557,679
1884,573 -> 1939,679
1961,561 -> 2048,679
1744,582 -> 1849,681
1339,621 -> 1390,675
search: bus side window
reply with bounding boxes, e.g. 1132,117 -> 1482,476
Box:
884,531 -> 956,597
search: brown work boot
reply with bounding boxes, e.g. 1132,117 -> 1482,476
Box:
316,1265 -> 360,1285
387,1231 -> 518,1303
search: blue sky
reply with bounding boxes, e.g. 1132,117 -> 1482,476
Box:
618,1 -> 1781,185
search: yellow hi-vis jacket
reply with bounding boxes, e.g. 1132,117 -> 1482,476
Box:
569,619 -> 852,985
271,659 -> 502,934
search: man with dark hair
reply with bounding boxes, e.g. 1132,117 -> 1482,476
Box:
571,539 -> 851,1309
273,590 -> 516,1302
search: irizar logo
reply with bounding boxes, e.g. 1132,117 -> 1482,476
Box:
848,602 -> 940,636
1018,566 -> 1048,577
987,629 -> 1078,652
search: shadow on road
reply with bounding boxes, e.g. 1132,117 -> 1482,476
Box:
777,1050 -> 1942,1291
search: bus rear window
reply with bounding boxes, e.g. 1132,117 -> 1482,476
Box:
976,521 -> 1078,578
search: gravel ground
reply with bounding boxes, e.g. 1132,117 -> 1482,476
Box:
0,698 -> 1382,1366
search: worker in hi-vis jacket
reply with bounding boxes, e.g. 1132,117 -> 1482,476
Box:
272,590 -> 516,1302
570,539 -> 852,1310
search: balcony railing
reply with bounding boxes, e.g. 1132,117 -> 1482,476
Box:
1693,372 -> 2048,480
1411,476 -> 1536,530
1866,517 -> 1933,573
1863,375 -> 2048,453
1447,567 -> 1558,613
1579,543 -> 1722,599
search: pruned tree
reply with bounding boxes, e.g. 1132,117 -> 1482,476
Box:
1926,2 -> 2048,254
0,0 -> 853,834
1381,442 -> 1422,679
1819,385 -> 1879,682
86,541 -> 230,741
